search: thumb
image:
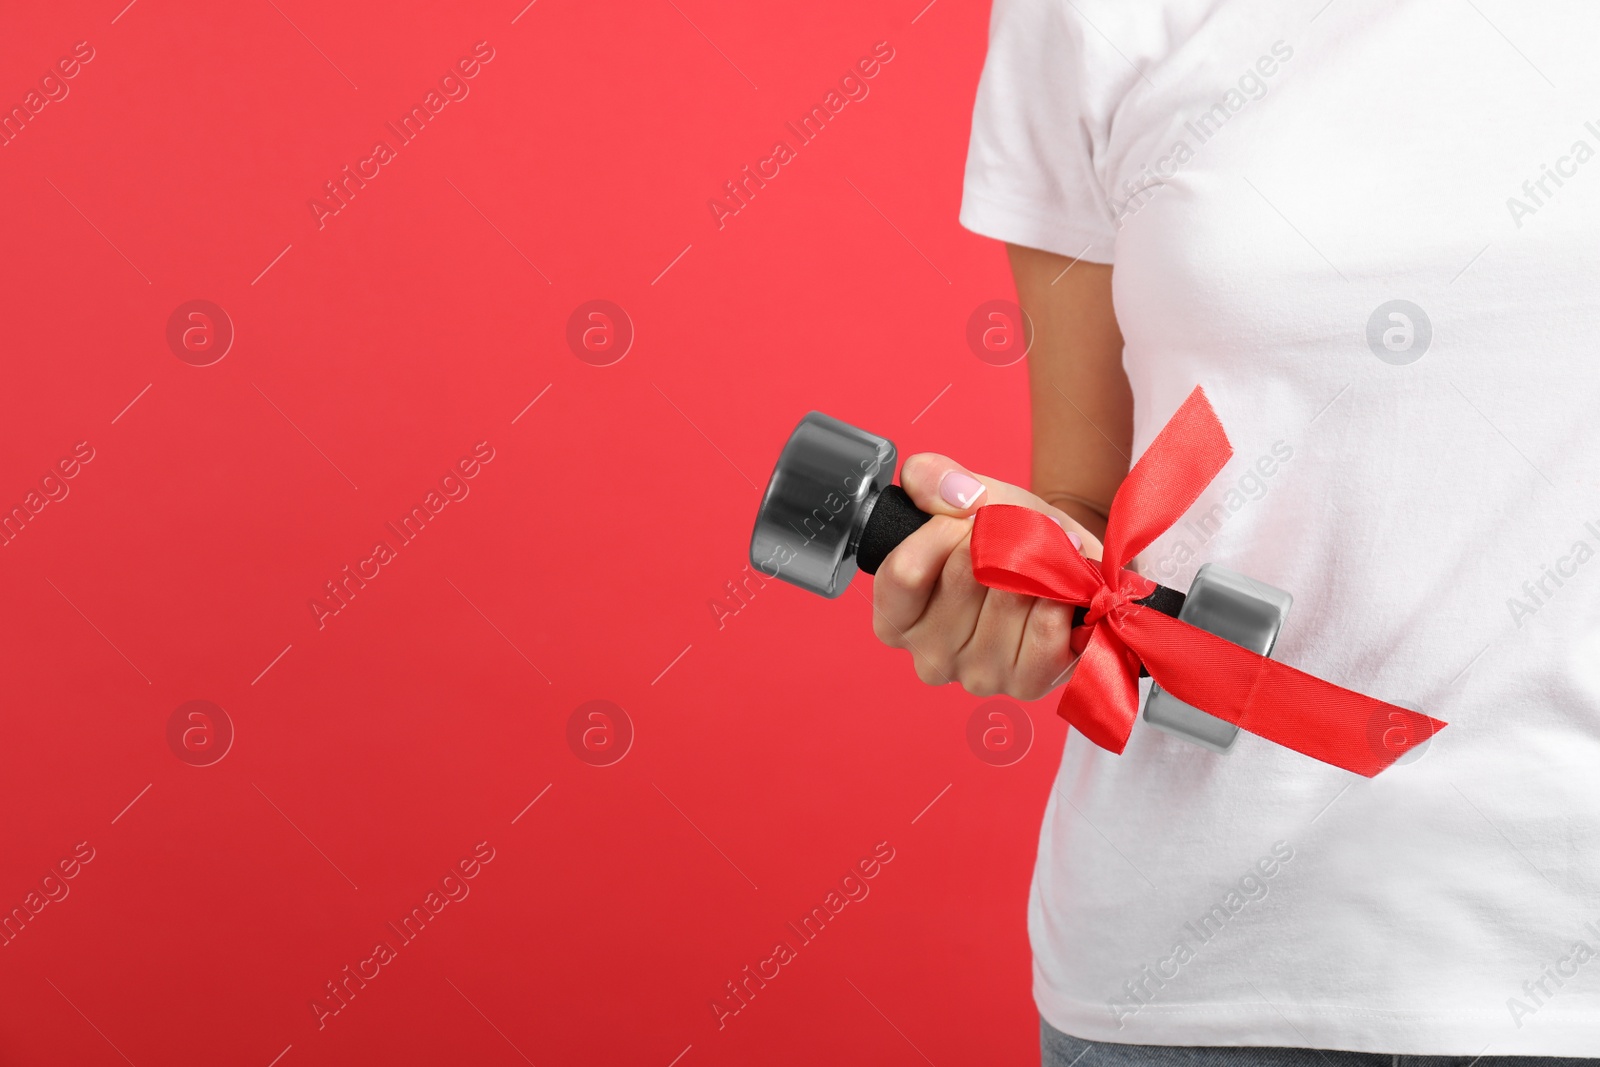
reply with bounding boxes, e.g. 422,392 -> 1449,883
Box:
898,453 -> 1103,560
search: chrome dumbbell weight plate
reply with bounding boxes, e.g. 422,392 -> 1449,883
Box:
1142,564 -> 1293,753
748,412 -> 897,599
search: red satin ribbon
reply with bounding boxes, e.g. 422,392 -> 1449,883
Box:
969,386 -> 1444,777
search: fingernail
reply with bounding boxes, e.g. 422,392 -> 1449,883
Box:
939,470 -> 986,509
1048,516 -> 1083,550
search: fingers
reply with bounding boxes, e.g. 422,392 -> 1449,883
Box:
881,530 -> 1055,700
1012,598 -> 1080,699
936,584 -> 1080,701
872,515 -> 973,646
899,453 -> 1009,517
897,452 -> 1104,560
947,586 -> 1033,696
872,455 -> 1103,701
896,525 -> 992,685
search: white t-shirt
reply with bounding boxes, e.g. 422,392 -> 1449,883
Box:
962,0 -> 1600,1056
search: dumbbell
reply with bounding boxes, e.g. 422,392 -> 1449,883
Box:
748,411 -> 1293,754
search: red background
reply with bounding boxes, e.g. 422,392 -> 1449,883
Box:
0,1 -> 1065,1063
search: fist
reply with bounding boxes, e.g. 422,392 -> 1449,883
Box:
871,455 -> 1103,700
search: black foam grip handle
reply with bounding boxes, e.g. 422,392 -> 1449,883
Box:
857,483 -> 1188,677
857,485 -> 933,575
1128,583 -> 1186,678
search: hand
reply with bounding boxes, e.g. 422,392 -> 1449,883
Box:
871,454 -> 1104,700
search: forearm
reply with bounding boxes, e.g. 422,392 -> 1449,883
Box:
1007,243 -> 1133,543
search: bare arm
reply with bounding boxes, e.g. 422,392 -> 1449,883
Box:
1008,244 -> 1131,542
868,244 -> 1128,699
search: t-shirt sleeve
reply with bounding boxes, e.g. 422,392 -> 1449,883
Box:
959,0 -> 1125,264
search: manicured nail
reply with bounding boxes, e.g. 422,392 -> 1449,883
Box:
939,470 -> 986,509
1048,516 -> 1083,550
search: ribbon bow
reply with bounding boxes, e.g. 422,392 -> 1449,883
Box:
969,386 -> 1443,777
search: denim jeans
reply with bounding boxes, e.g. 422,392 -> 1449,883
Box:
1041,1017 -> 1600,1066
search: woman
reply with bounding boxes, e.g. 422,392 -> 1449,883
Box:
875,0 -> 1600,1061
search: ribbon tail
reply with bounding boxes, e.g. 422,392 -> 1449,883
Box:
1101,386 -> 1234,569
1056,624 -> 1143,754
1122,609 -> 1446,777
1234,657 -> 1445,776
